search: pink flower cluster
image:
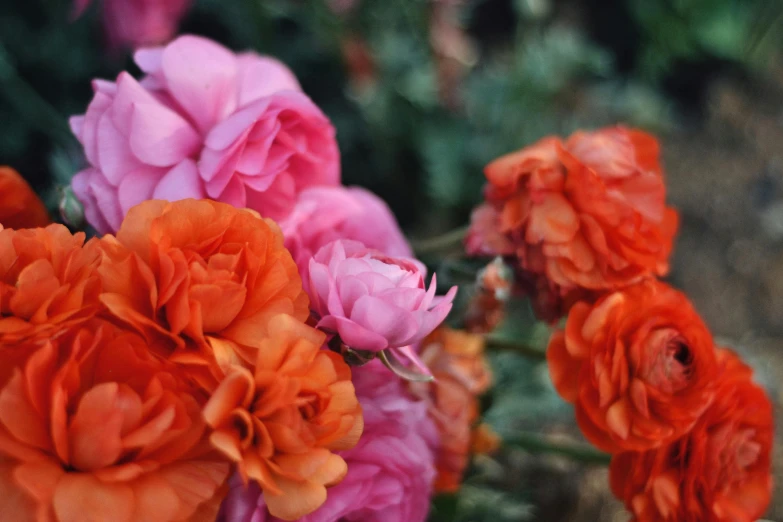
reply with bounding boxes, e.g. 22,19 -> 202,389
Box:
70,34 -> 461,522
71,35 -> 339,232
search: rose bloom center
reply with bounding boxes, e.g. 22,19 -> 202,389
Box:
639,328 -> 692,394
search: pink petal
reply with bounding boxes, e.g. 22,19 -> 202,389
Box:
117,167 -> 163,214
236,53 -> 301,107
317,315 -> 388,351
161,35 -> 239,133
129,102 -> 201,167
350,295 -> 419,347
72,168 -> 122,234
152,159 -> 205,201
203,99 -> 270,150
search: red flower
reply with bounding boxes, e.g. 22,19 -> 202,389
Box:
0,322 -> 229,521
610,349 -> 773,522
547,280 -> 717,453
0,167 -> 50,229
467,127 -> 678,322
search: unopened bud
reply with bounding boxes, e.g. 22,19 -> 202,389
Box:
59,186 -> 84,229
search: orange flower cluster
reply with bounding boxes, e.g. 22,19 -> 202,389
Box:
466,127 -> 678,323
0,199 -> 362,521
410,327 -> 493,493
610,350 -> 773,522
471,127 -> 779,521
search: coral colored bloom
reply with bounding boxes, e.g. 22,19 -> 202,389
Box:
74,0 -> 190,49
0,167 -> 50,229
610,349 -> 773,522
547,280 -> 717,453
467,127 -> 679,322
279,186 -> 412,278
410,327 -> 492,492
307,240 -> 457,375
96,199 -> 308,389
0,322 -> 230,522
218,360 -> 438,522
204,314 -> 362,521
71,35 -> 339,233
0,224 -> 101,347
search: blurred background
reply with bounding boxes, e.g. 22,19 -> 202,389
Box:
1,0 -> 783,520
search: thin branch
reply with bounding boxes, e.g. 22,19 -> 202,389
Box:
484,335 -> 547,360
411,225 -> 469,256
505,432 -> 611,465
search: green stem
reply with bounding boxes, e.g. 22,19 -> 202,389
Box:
411,225 -> 469,256
505,432 -> 611,465
484,335 -> 547,360
0,42 -> 76,148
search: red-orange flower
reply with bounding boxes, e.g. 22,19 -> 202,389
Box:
96,199 -> 309,389
0,321 -> 230,522
0,224 -> 101,347
0,167 -> 50,229
203,314 -> 363,520
609,349 -> 773,522
467,127 -> 679,322
410,327 -> 492,493
547,280 -> 717,453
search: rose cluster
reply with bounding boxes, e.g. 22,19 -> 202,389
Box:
467,127 -> 774,522
0,34 -> 495,522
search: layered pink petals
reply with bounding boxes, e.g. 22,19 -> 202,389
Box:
279,186 -> 412,277
307,240 -> 457,356
71,35 -> 339,233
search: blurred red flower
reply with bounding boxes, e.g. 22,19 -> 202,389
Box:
0,167 -> 50,230
610,349 -> 773,522
467,127 -> 678,322
547,280 -> 717,453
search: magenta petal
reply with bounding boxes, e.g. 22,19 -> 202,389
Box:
204,100 -> 270,150
337,276 -> 370,317
72,168 -> 120,234
80,91 -> 114,167
69,116 -> 85,141
117,167 -> 161,214
317,315 -> 388,352
161,35 -> 239,133
306,261 -> 332,313
350,295 -> 419,348
134,47 -> 164,75
376,287 -> 425,311
129,102 -> 201,166
152,159 -> 205,201
236,53 -> 301,107
96,110 -> 141,185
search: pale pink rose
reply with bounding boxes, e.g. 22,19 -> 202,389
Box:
218,361 -> 438,522
74,0 -> 191,49
306,240 -> 457,372
279,186 -> 412,277
70,35 -> 340,233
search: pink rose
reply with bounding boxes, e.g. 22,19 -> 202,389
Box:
306,240 -> 457,376
219,361 -> 438,522
280,186 -> 412,277
70,35 -> 340,233
74,0 -> 191,49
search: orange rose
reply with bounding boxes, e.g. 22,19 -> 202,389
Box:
96,199 -> 309,389
0,224 -> 101,347
547,280 -> 717,453
0,321 -> 230,522
411,327 -> 492,493
203,314 -> 363,520
0,167 -> 50,229
609,349 -> 773,522
467,127 -> 679,322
